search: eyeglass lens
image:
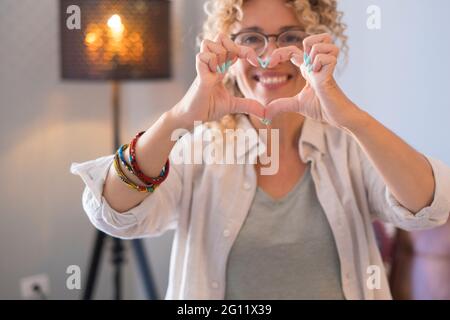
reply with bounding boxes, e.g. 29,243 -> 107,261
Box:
233,30 -> 307,56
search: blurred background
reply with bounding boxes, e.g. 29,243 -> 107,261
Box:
0,0 -> 449,299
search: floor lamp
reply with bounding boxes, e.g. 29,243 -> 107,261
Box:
60,0 -> 172,299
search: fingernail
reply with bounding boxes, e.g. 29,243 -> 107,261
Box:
224,60 -> 232,71
304,53 -> 311,66
216,65 -> 223,74
221,62 -> 228,73
260,118 -> 271,125
257,57 -> 264,68
257,57 -> 270,69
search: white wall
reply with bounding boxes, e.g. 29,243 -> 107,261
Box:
338,0 -> 450,164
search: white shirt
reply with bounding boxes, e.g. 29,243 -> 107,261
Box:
70,115 -> 450,300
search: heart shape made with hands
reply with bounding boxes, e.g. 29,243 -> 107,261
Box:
211,37 -> 338,126
204,32 -> 339,125
212,46 -> 304,123
226,45 -> 327,125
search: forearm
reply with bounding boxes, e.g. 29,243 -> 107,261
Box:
344,106 -> 435,214
103,108 -> 186,213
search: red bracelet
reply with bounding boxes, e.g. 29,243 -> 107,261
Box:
129,131 -> 170,185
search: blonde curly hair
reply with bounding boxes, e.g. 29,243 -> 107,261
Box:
197,0 -> 348,130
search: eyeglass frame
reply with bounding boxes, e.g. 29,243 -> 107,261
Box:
230,27 -> 310,57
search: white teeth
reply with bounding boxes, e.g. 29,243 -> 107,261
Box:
259,76 -> 288,84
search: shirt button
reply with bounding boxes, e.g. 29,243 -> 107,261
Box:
211,281 -> 219,289
223,229 -> 230,237
243,181 -> 251,190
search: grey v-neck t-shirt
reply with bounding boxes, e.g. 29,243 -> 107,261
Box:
225,164 -> 345,300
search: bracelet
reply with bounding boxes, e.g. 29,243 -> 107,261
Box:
113,151 -> 156,193
118,143 -> 166,187
118,143 -> 134,174
128,131 -> 170,185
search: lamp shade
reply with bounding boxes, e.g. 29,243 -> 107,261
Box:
60,0 -> 171,80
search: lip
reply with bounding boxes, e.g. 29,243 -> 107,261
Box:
253,71 -> 293,90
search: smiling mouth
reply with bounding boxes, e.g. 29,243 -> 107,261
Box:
252,74 -> 294,88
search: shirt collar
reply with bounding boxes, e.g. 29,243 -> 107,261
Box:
235,114 -> 327,162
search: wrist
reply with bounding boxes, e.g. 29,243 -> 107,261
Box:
316,77 -> 339,97
164,106 -> 191,132
341,107 -> 374,136
316,79 -> 366,130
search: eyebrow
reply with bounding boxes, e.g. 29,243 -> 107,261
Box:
237,25 -> 301,33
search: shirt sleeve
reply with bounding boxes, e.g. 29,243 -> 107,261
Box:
70,152 -> 184,239
358,148 -> 450,231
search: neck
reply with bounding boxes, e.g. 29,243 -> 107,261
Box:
249,113 -> 305,153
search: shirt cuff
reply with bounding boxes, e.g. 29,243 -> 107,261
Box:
71,154 -> 144,223
385,156 -> 450,227
70,154 -> 115,208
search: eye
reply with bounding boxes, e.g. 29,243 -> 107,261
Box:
279,31 -> 305,45
284,35 -> 301,43
244,36 -> 259,43
235,33 -> 264,46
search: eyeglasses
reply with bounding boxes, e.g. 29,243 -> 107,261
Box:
230,28 -> 309,57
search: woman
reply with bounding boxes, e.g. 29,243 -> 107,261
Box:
70,0 -> 450,299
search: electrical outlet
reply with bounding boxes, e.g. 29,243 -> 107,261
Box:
20,274 -> 50,300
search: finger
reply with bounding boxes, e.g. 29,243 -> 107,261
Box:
265,97 -> 299,120
218,34 -> 241,65
300,63 -> 309,79
267,46 -> 304,68
303,33 -> 332,55
201,39 -> 227,68
236,45 -> 259,67
312,54 -> 337,73
196,51 -> 219,74
309,43 -> 339,63
230,97 -> 265,118
290,53 -> 303,68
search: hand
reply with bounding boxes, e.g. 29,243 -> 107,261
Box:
171,33 -> 265,131
264,33 -> 357,129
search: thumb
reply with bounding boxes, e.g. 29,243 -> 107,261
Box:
230,97 -> 265,119
265,97 -> 299,120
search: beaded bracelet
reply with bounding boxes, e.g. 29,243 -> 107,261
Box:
118,143 -> 166,187
113,151 -> 156,193
118,143 -> 134,174
128,131 -> 170,185
118,143 -> 166,178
